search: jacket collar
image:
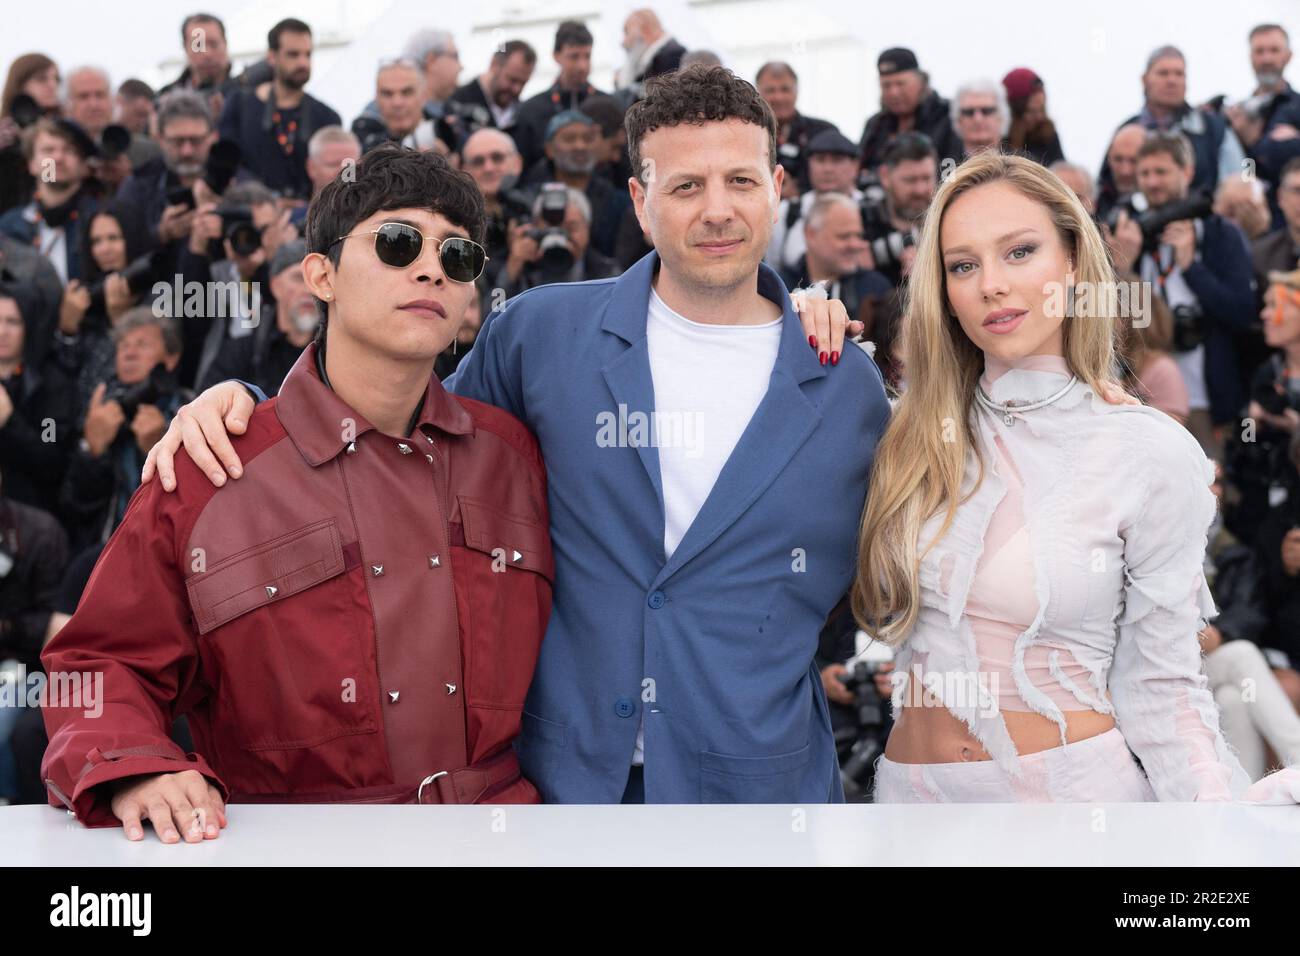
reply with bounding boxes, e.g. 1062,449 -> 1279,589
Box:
601,250 -> 827,385
276,342 -> 473,466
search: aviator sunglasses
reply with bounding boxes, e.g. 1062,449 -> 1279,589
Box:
329,222 -> 488,282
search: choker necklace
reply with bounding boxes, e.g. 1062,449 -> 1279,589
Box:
975,373 -> 1078,426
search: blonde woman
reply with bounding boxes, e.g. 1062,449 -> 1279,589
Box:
855,151 -> 1299,803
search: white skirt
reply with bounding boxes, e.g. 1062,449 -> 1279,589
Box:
871,727 -> 1157,803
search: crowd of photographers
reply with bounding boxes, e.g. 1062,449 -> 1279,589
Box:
3,10 -> 1300,801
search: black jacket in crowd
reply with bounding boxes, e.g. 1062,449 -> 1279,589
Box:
0,496 -> 67,670
217,87 -> 342,200
858,89 -> 963,174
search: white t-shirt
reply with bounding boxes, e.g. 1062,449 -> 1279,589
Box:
631,285 -> 783,766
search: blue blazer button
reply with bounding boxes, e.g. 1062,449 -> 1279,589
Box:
647,590 -> 665,609
615,698 -> 635,718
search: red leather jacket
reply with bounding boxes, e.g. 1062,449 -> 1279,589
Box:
41,345 -> 554,826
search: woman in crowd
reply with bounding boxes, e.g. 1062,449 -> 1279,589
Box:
60,202 -> 154,412
1000,68 -> 1064,167
0,53 -> 61,215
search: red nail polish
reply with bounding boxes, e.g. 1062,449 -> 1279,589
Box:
830,350 -> 840,366
809,335 -> 818,349
819,351 -> 828,365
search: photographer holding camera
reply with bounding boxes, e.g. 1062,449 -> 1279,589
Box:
816,597 -> 896,802
180,180 -> 297,388
197,239 -> 315,396
1,54 -> 62,216
1222,269 -> 1300,544
1118,130 -> 1256,456
501,183 -> 616,297
780,193 -> 891,332
859,131 -> 938,289
59,204 -> 161,414
462,128 -> 527,285
519,110 -> 628,260
116,91 -> 223,262
61,308 -> 189,551
765,129 -> 862,273
350,59 -> 448,157
63,66 -> 160,179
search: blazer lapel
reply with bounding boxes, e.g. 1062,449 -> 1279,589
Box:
599,253 -> 666,546
653,263 -> 827,586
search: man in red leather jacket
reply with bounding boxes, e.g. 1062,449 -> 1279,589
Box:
41,145 -> 554,842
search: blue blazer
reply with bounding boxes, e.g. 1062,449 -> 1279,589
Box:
445,251 -> 891,802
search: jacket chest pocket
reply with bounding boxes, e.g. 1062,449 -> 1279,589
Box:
452,496 -> 554,710
186,518 -> 379,751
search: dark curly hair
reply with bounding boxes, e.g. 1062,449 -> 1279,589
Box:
624,65 -> 777,185
304,143 -> 485,342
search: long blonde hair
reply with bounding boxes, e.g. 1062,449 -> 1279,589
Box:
852,151 -> 1122,646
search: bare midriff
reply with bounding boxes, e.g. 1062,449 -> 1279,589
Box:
883,672 -> 1116,764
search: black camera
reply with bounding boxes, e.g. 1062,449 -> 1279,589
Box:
871,230 -> 915,271
833,658 -> 892,799
163,139 -> 242,211
215,205 -> 262,258
1254,354 -> 1300,417
861,199 -> 915,273
104,362 -> 179,422
1170,302 -> 1206,353
1106,191 -> 1213,254
98,124 -> 132,161
350,115 -> 391,155
523,183 -> 574,274
87,251 -> 161,313
9,93 -> 41,129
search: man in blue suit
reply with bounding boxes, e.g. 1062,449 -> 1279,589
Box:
143,66 -> 891,803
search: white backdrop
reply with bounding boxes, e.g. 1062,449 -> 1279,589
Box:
4,0 -> 1294,176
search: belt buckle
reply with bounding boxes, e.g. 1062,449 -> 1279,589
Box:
417,771 -> 449,804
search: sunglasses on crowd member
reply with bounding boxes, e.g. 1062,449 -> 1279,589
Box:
959,106 -> 999,118
329,222 -> 488,282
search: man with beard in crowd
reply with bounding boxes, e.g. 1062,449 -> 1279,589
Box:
218,18 -> 341,201
520,110 -> 628,260
449,40 -> 537,139
513,21 -> 606,169
116,91 -> 218,262
859,131 -> 937,288
616,9 -> 686,100
198,240 -> 315,395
